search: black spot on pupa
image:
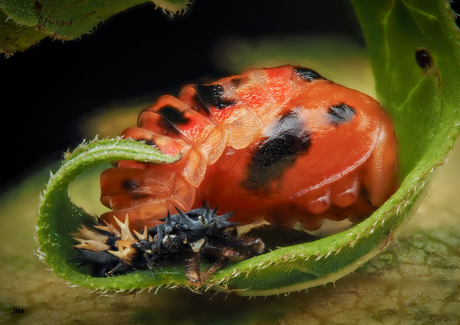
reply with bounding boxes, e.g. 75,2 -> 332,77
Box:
158,106 -> 189,125
195,84 -> 236,110
157,105 -> 189,135
193,93 -> 212,115
231,78 -> 243,87
294,67 -> 325,82
415,49 -> 432,69
122,179 -> 140,191
246,109 -> 311,189
328,103 -> 356,126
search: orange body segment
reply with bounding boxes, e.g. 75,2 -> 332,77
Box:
100,66 -> 398,231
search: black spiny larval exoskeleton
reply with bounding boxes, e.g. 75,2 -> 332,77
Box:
70,203 -> 265,285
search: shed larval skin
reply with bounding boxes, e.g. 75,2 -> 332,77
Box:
99,65 -> 398,232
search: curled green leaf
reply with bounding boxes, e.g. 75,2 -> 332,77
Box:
36,0 -> 460,296
37,138 -> 181,289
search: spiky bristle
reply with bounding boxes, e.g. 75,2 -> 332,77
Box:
69,204 -> 265,284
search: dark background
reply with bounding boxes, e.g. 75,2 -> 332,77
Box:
0,0 -> 364,188
0,0 -> 416,188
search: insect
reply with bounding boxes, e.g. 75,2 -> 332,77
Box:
71,203 -> 264,285
99,65 -> 398,231
72,65 -> 398,284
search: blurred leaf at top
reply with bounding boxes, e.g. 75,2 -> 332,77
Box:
0,0 -> 190,55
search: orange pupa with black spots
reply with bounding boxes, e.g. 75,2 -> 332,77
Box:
100,65 -> 398,231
